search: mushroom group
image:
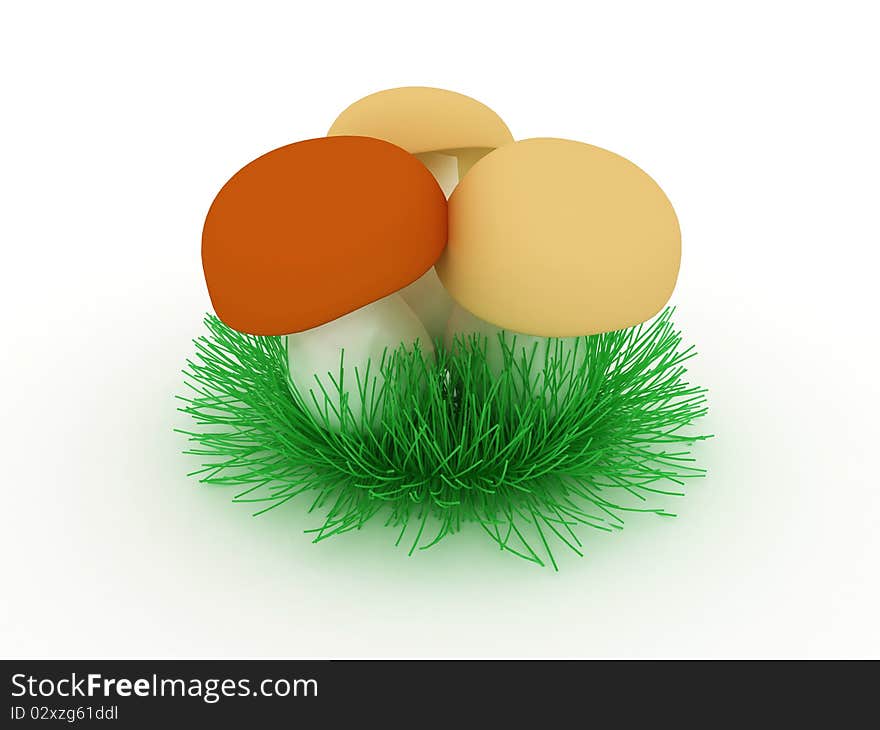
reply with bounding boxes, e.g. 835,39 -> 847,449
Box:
201,87 -> 681,430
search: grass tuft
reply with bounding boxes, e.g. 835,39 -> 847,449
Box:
177,308 -> 710,568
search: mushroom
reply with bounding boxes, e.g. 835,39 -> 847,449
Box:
202,135 -> 448,429
327,87 -> 514,342
436,137 -> 681,399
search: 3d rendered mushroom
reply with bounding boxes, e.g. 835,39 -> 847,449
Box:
328,87 -> 514,342
182,96 -> 708,568
201,135 -> 447,429
437,137 -> 681,397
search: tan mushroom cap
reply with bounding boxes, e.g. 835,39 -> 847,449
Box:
435,138 -> 682,337
327,86 -> 513,156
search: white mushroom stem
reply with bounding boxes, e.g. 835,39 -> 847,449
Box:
287,295 -> 433,431
397,152 -> 460,343
417,151 -> 460,198
445,303 -> 586,403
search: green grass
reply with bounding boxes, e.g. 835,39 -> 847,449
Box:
178,308 -> 709,568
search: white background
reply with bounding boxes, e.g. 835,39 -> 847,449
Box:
2,1 -> 878,659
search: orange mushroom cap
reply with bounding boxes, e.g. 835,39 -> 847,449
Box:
202,136 -> 448,335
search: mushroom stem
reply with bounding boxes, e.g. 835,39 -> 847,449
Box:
445,303 -> 585,404
397,152 -> 460,343
287,294 -> 433,431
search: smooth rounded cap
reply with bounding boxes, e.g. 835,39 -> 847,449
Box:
435,138 -> 681,337
202,136 -> 447,335
327,87 -> 513,155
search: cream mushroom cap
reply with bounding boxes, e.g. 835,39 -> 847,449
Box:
435,138 -> 682,338
327,86 -> 514,157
